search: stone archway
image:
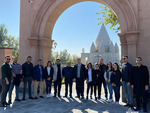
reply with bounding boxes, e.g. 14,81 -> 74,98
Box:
19,0 -> 139,66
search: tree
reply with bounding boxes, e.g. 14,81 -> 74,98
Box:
0,23 -> 19,58
51,50 -> 80,66
96,5 -> 120,33
4,35 -> 19,58
0,24 -> 8,47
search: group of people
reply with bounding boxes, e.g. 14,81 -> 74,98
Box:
0,55 -> 149,112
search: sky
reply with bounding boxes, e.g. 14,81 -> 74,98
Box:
0,1 -> 120,57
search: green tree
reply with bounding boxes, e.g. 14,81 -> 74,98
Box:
96,5 -> 120,33
4,35 -> 19,58
0,24 -> 8,47
70,54 -> 80,66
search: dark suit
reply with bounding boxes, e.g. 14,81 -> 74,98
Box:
131,65 -> 149,110
62,66 -> 73,97
73,64 -> 86,98
99,64 -> 108,98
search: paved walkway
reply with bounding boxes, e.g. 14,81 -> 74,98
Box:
0,83 -> 148,113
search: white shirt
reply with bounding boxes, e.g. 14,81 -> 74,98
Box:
88,69 -> 92,82
47,67 -> 51,76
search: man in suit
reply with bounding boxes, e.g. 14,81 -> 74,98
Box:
53,59 -> 63,97
73,58 -> 86,99
62,61 -> 73,98
131,57 -> 149,112
99,58 -> 108,100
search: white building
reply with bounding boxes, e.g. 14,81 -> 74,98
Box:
81,24 -> 119,65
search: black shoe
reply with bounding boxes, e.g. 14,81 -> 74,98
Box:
29,97 -> 34,99
8,100 -> 12,104
5,102 -> 10,105
22,98 -> 25,101
81,96 -> 84,99
0,103 -> 7,107
129,105 -> 134,109
15,99 -> 21,101
98,97 -> 101,100
70,96 -> 72,98
63,96 -> 67,98
86,96 -> 88,100
40,96 -> 44,98
34,97 -> 38,99
90,96 -> 92,99
124,103 -> 130,107
106,97 -> 108,100
54,95 -> 56,98
58,95 -> 61,98
95,97 -> 97,100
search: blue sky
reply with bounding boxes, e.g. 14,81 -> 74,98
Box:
0,1 -> 120,57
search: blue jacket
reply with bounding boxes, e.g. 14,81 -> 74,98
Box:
121,62 -> 133,82
33,65 -> 45,81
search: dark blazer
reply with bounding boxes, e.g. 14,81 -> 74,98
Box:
44,66 -> 54,80
85,69 -> 95,82
110,69 -> 122,86
33,65 -> 45,81
62,66 -> 73,79
131,65 -> 149,89
73,64 -> 86,80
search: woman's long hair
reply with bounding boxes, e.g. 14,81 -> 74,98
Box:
112,62 -> 120,71
106,62 -> 113,71
47,61 -> 52,67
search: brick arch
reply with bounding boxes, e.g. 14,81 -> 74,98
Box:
31,0 -> 137,39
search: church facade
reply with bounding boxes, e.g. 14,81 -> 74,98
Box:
81,24 -> 119,65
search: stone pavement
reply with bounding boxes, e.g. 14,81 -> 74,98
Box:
0,83 -> 149,113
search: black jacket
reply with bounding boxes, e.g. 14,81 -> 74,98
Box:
131,65 -> 149,89
93,69 -> 103,83
110,70 -> 122,86
99,64 -> 107,78
44,66 -> 54,80
62,66 -> 73,79
73,64 -> 86,80
22,62 -> 33,77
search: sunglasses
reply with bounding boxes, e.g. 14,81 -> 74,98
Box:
7,59 -> 11,60
122,58 -> 126,60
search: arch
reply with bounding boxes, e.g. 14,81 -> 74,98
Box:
31,0 -> 138,39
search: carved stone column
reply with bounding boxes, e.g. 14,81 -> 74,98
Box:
29,37 -> 54,66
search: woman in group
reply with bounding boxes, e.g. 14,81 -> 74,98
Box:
110,62 -> 122,105
45,61 -> 54,98
85,62 -> 94,99
93,62 -> 102,100
104,62 -> 113,102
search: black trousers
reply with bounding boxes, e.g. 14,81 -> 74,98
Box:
76,78 -> 84,97
135,88 -> 148,109
97,80 -> 108,98
87,81 -> 93,96
65,78 -> 72,97
1,79 -> 10,104
94,82 -> 101,97
54,79 -> 62,96
23,76 -> 32,99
